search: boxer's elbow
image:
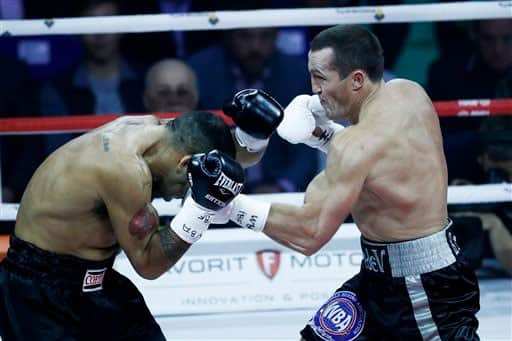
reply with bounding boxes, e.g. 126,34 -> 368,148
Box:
139,270 -> 161,280
301,240 -> 323,256
134,262 -> 166,280
300,246 -> 318,257
295,216 -> 326,256
130,253 -> 168,280
295,219 -> 324,256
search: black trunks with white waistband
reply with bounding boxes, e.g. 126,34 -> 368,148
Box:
0,234 -> 165,341
301,219 -> 480,340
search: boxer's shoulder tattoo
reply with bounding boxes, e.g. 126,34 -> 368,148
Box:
101,118 -> 148,152
102,133 -> 111,152
142,180 -> 152,191
129,205 -> 158,239
158,227 -> 190,264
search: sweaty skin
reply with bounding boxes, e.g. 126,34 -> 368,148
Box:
15,115 -> 190,279
263,49 -> 448,254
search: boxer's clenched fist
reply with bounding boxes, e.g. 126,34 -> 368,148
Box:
277,94 -> 344,153
223,89 -> 283,152
170,150 -> 244,243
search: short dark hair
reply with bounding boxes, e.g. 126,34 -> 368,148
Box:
166,111 -> 236,159
310,25 -> 384,82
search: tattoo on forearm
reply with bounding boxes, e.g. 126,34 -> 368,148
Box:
158,227 -> 190,265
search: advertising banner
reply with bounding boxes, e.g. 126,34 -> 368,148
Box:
115,223 -> 362,316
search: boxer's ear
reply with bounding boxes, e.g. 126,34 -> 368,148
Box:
351,70 -> 364,91
178,155 -> 192,170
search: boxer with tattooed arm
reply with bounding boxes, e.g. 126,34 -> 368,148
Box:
0,111 -> 245,340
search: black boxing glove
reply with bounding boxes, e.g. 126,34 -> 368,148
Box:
223,89 -> 283,152
170,150 -> 244,243
187,150 -> 245,210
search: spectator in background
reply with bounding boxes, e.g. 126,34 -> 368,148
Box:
427,19 -> 512,184
121,1 -> 222,67
189,27 -> 303,108
428,19 -> 512,101
188,26 -> 319,193
122,0 -> 305,67
39,0 -> 145,156
0,55 -> 43,205
0,55 -> 43,234
143,59 -> 198,113
0,0 -> 82,82
451,117 -> 512,277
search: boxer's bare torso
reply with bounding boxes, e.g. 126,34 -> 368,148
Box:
317,79 -> 447,241
265,79 -> 448,253
15,116 -> 184,261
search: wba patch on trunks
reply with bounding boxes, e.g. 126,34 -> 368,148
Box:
82,268 -> 107,292
309,291 -> 366,341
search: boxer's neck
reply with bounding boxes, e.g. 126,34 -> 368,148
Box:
355,79 -> 384,123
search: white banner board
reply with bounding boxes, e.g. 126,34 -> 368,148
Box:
114,224 -> 362,316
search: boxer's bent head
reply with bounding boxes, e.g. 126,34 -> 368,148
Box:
310,24 -> 384,82
154,111 -> 235,201
166,110 -> 235,158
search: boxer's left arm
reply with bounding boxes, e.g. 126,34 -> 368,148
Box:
99,160 -> 178,279
232,131 -> 265,168
101,151 -> 245,279
223,89 -> 283,167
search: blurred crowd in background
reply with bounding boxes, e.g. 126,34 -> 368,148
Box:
0,0 -> 511,276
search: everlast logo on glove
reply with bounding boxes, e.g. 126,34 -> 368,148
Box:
214,172 -> 244,196
187,150 -> 245,211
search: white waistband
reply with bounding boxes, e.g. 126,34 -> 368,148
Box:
361,219 -> 458,277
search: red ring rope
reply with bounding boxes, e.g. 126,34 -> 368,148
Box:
0,99 -> 510,135
0,111 -> 233,135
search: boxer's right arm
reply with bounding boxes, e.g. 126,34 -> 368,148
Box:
225,129 -> 373,255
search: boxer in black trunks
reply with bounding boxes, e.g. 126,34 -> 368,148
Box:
0,112 -> 256,340
220,25 -> 480,340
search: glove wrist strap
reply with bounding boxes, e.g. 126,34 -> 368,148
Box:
170,196 -> 214,244
235,128 -> 269,152
229,194 -> 271,232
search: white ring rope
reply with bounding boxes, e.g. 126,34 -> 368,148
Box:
1,183 -> 510,221
0,1 -> 510,36
0,2 -> 510,221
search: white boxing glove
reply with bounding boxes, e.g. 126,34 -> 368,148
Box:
277,94 -> 344,153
